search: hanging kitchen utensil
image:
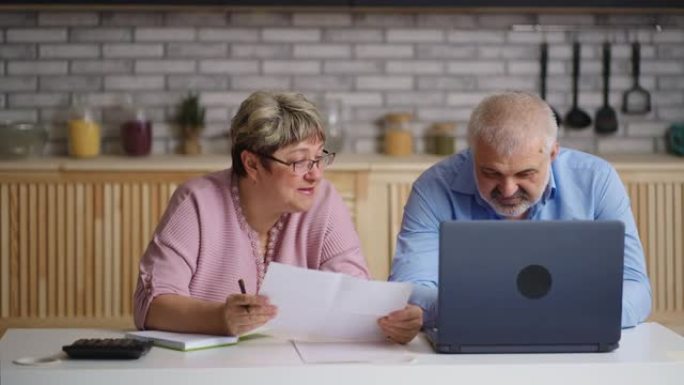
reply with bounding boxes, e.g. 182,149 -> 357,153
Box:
540,42 -> 562,127
564,41 -> 592,129
622,41 -> 651,114
595,41 -> 618,134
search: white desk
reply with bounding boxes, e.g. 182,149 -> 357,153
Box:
2,323 -> 683,385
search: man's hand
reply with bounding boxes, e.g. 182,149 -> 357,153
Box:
378,304 -> 423,344
222,294 -> 277,336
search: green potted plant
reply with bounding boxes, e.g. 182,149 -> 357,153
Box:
176,93 -> 206,155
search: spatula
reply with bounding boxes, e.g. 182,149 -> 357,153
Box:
622,41 -> 651,115
564,41 -> 592,129
595,42 -> 618,134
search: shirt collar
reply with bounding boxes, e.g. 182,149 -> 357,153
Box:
449,149 -> 479,195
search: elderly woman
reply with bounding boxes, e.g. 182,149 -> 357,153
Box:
134,91 -> 421,343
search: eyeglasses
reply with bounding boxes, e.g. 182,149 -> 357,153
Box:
259,150 -> 336,176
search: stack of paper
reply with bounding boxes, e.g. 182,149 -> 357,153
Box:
126,330 -> 238,351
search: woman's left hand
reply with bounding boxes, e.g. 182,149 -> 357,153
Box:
378,304 -> 423,344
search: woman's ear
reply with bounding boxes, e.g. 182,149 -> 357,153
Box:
241,150 -> 260,180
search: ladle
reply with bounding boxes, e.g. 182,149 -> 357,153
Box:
564,41 -> 592,129
595,41 -> 618,134
540,42 -> 562,127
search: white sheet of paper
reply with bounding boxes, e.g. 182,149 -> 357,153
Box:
293,340 -> 414,364
260,262 -> 412,342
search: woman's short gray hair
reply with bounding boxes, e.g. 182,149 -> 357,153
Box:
467,91 -> 558,156
230,91 -> 325,177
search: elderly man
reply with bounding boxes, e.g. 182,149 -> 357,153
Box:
390,91 -> 652,339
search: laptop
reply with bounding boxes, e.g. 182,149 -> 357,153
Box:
426,220 -> 624,354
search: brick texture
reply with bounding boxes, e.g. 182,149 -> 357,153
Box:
0,10 -> 681,156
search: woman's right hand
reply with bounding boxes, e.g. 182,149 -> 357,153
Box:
222,294 -> 278,336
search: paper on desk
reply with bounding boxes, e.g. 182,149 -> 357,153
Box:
260,262 -> 412,342
293,340 -> 414,364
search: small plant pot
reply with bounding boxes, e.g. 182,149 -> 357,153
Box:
182,136 -> 202,155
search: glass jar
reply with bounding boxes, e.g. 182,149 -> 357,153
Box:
426,122 -> 455,156
68,98 -> 101,158
384,113 -> 413,156
120,97 -> 152,156
0,122 -> 47,159
319,98 -> 345,153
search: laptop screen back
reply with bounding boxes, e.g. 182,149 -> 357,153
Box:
434,220 -> 624,353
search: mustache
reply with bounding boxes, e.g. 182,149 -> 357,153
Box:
490,188 -> 530,201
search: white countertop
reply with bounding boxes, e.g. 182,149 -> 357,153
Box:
1,323 -> 683,385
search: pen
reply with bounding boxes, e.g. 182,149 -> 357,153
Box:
238,279 -> 249,313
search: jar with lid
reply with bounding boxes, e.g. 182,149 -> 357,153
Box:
426,122 -> 455,156
384,113 -> 413,156
120,95 -> 152,156
68,96 -> 101,158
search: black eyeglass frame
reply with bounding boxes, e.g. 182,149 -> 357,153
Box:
258,150 -> 336,175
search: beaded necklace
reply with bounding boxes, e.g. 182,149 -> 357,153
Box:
230,173 -> 286,291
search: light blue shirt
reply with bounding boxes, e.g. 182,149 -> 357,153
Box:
389,148 -> 652,329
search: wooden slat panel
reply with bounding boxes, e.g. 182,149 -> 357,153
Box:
656,184 -> 666,313
94,184 -> 104,318
65,184 -> 75,317
141,183 -> 151,261
158,183 -> 169,217
646,183 -> 658,311
1,185 -> 9,318
103,184 -> 112,318
9,184 -> 20,317
665,183 -> 674,312
169,183 -> 178,199
121,184 -> 131,318
150,183 -> 159,229
56,184 -> 66,317
47,184 -> 56,317
75,184 -> 85,317
37,184 -> 47,318
84,184 -> 94,317
675,183 -> 683,312
134,183 -> 144,315
112,184 -> 121,316
28,184 -> 38,317
388,182 -> 412,259
19,184 -> 28,318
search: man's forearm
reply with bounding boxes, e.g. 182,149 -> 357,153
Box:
621,280 -> 652,328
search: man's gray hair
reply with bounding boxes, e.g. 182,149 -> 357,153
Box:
467,91 -> 558,156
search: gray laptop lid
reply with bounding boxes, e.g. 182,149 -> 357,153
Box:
431,220 -> 624,353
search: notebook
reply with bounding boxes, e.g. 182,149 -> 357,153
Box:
426,220 -> 624,354
125,330 -> 238,352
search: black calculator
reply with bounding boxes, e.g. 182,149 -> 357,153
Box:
62,338 -> 153,359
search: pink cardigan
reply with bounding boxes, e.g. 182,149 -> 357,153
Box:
133,169 -> 370,329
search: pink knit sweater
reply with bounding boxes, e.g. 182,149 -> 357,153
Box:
133,169 -> 370,329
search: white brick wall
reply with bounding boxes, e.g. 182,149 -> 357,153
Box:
0,10 -> 682,156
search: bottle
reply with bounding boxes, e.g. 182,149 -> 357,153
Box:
384,113 -> 413,156
120,96 -> 152,156
68,96 -> 101,158
426,122 -> 455,156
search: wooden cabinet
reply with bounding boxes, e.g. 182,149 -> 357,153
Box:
1,154 -> 683,334
0,156 -> 371,332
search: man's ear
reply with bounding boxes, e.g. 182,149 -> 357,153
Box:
549,141 -> 560,161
